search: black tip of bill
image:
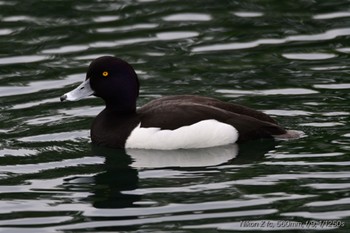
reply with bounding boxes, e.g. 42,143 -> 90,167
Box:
60,94 -> 67,102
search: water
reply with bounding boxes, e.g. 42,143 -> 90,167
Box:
1,0 -> 350,232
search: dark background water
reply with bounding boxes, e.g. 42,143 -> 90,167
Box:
1,0 -> 350,232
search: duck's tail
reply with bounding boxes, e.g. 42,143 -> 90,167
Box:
274,130 -> 305,140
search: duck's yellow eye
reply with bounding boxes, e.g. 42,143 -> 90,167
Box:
102,71 -> 109,77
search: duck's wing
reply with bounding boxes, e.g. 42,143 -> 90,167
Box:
138,98 -> 286,142
140,95 -> 278,124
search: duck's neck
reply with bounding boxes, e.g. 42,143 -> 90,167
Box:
105,100 -> 136,115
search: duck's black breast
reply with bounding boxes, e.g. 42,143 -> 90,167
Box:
91,109 -> 140,148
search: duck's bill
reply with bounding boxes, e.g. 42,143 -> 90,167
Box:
60,79 -> 94,102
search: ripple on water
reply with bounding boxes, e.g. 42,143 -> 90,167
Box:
233,12 -> 264,17
89,31 -> 198,48
313,11 -> 350,20
11,97 -> 59,110
322,111 -> 349,116
89,37 -> 154,48
0,156 -> 103,174
192,28 -> 350,52
0,73 -> 83,98
0,29 -> 15,36
0,55 -> 50,65
306,197 -> 350,207
263,161 -> 350,166
2,15 -> 35,22
282,53 -> 337,60
17,130 -> 89,142
263,110 -> 313,116
0,216 -> 73,227
74,54 -> 115,60
81,193 -> 312,217
74,2 -> 124,12
41,45 -> 89,54
162,13 -> 212,21
267,152 -> 343,159
93,23 -> 158,33
216,88 -> 318,97
303,182 -> 350,191
300,122 -> 345,127
337,47 -> 350,53
58,106 -> 102,117
1,15 -> 75,27
92,15 -> 120,23
24,115 -> 65,126
0,1 -> 16,5
313,83 -> 350,89
0,148 -> 38,157
310,65 -> 348,71
155,31 -> 199,40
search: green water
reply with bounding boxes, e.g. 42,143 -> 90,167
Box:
1,0 -> 350,232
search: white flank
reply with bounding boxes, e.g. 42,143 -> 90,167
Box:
125,119 -> 239,150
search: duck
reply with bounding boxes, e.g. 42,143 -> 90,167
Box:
60,56 -> 300,150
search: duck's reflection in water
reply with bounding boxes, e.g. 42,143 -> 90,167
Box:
92,149 -> 139,208
70,140 -> 277,209
125,144 -> 239,168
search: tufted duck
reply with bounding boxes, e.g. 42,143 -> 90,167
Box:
60,56 -> 301,150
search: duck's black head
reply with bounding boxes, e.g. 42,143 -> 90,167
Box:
61,56 -> 139,113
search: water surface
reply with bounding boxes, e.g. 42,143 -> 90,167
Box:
0,0 -> 350,232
